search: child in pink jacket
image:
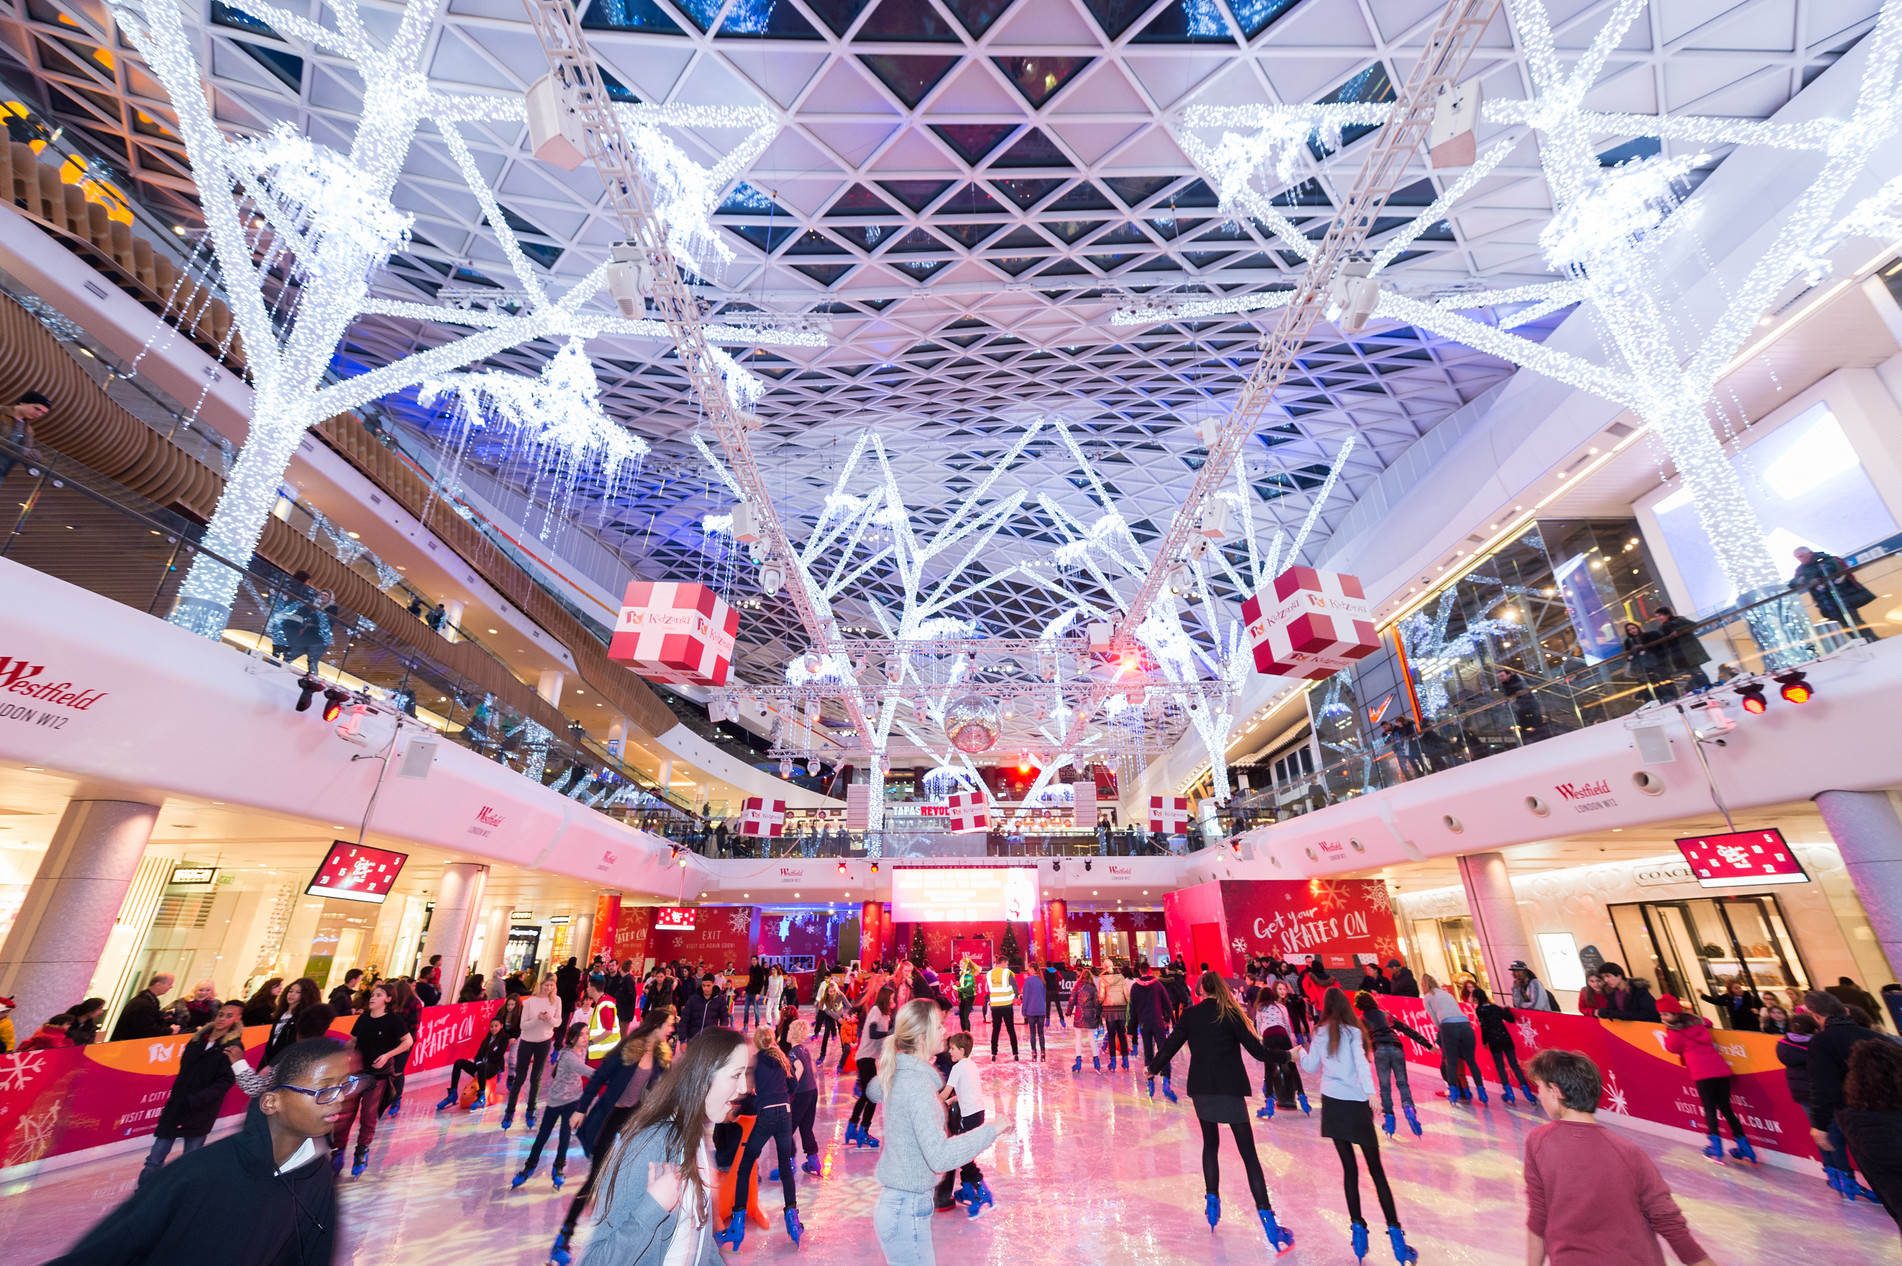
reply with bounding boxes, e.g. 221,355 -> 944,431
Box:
1659,995 -> 1758,1164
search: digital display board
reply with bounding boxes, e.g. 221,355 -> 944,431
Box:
306,841 -> 408,904
654,906 -> 698,931
1675,828 -> 1809,888
891,866 -> 1041,923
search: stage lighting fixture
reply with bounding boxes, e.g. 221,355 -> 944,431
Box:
295,676 -> 322,712
1734,682 -> 1768,714
837,861 -> 848,875
320,687 -> 350,722
1775,670 -> 1812,704
1083,859 -> 1092,872
870,862 -> 879,874
1051,859 -> 1060,872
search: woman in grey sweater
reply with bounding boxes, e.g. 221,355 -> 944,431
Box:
569,1027 -> 751,1266
866,999 -> 1009,1265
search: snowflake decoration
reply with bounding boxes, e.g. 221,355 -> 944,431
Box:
777,916 -> 792,941
1231,937 -> 1249,954
1097,913 -> 1118,937
1308,879 -> 1348,914
1600,1071 -> 1627,1116
1516,1017 -> 1540,1052
4,1102 -> 58,1167
1374,936 -> 1398,962
1360,881 -> 1393,915
0,1049 -> 44,1094
728,909 -> 752,934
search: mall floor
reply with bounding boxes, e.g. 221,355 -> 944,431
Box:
6,1020 -> 1897,1264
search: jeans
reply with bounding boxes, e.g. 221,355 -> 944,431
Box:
1696,1076 -> 1746,1140
1373,1044 -> 1414,1113
989,1005 -> 1018,1058
330,1075 -> 387,1158
1026,1015 -> 1046,1057
523,1097 -> 579,1174
743,994 -> 762,1027
1104,1015 -> 1130,1060
1489,1043 -> 1529,1092
1437,1021 -> 1482,1092
137,1133 -> 204,1187
506,1038 -> 551,1118
735,1104 -> 798,1210
1137,1022 -> 1167,1073
873,1188 -> 937,1266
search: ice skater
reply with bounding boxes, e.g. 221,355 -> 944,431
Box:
847,984 -> 897,1147
1298,987 -> 1418,1263
1474,988 -> 1536,1105
782,1018 -> 824,1180
1660,996 -> 1758,1164
1355,991 -> 1430,1136
1147,971 -> 1294,1255
1254,985 -> 1307,1118
514,1021 -> 591,1190
721,1027 -> 803,1248
1070,967 -> 1102,1072
1420,973 -> 1485,1103
933,1032 -> 995,1215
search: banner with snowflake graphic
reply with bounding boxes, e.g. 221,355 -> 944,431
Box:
1373,1000 -> 1820,1161
1164,878 -> 1401,976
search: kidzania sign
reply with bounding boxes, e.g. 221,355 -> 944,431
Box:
1162,878 -> 1400,974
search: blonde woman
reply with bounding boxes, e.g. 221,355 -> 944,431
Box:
865,999 -> 1008,1264
504,974 -> 563,1130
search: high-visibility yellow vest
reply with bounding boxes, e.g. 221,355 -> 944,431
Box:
587,996 -> 619,1059
987,966 -> 1016,1006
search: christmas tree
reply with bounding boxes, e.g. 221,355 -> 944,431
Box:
999,922 -> 1022,967
909,925 -> 927,969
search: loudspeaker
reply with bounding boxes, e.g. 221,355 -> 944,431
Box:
526,73 -> 587,171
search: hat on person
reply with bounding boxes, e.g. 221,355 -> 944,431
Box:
1509,960 -> 1531,973
1655,994 -> 1684,1014
1387,959 -> 1402,969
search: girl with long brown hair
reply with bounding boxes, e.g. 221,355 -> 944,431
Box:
720,1026 -> 805,1248
1298,985 -> 1416,1263
846,983 -> 898,1147
554,1006 -> 677,1259
564,1027 -> 752,1266
1147,971 -> 1293,1253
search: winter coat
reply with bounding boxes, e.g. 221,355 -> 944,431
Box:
679,989 -> 729,1042
19,1024 -> 74,1052
1699,989 -> 1764,1031
1071,975 -> 1101,1028
1775,1032 -> 1812,1105
1597,980 -> 1661,1023
576,1050 -> 665,1153
575,1122 -> 722,1266
1474,999 -> 1519,1051
1147,999 -> 1269,1099
1387,966 -> 1420,998
1807,1015 -> 1888,1130
1128,977 -> 1172,1032
1662,1018 -> 1732,1081
48,1100 -> 335,1266
111,989 -> 172,1042
1020,973 -> 1048,1018
156,1027 -> 243,1138
1836,1108 -> 1902,1222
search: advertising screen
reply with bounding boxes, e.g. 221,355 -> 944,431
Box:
890,867 -> 1041,923
1675,828 -> 1809,888
654,906 -> 697,931
306,841 -> 408,904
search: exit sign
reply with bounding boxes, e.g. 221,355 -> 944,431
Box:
1675,829 -> 1808,888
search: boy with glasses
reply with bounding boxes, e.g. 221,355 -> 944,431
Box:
52,1035 -> 356,1264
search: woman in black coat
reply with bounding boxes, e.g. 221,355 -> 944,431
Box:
139,1001 -> 245,1187
1147,971 -> 1294,1252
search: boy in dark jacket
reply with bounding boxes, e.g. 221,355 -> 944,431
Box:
1473,992 -> 1536,1104
439,1018 -> 510,1110
139,1001 -> 248,1187
55,1037 -> 353,1266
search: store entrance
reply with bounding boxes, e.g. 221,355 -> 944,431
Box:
504,927 -> 542,980
1409,915 -> 1492,996
1609,894 -> 1809,1023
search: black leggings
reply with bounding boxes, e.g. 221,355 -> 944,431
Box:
814,1012 -> 839,1063
1697,1076 -> 1746,1140
1334,1137 -> 1400,1229
791,1090 -> 818,1155
1104,1016 -> 1129,1059
990,1006 -> 1018,1057
1199,1117 -> 1271,1210
448,1059 -> 496,1096
562,1104 -> 635,1234
849,1057 -> 879,1130
735,1105 -> 797,1211
1489,1043 -> 1528,1090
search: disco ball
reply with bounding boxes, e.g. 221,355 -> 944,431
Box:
944,694 -> 1000,753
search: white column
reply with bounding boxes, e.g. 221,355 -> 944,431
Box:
569,913 -> 593,966
1814,789 -> 1902,981
420,862 -> 487,982
482,903 -> 512,979
1457,851 -> 1536,996
442,599 -> 465,643
537,669 -> 564,708
658,758 -> 673,790
0,800 -> 159,1034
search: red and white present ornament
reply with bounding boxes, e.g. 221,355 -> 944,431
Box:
948,789 -> 989,833
1150,795 -> 1189,835
739,796 -> 786,838
1241,565 -> 1380,681
608,581 -> 739,687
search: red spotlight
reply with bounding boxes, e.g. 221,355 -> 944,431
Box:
1019,755 -> 1032,773
837,861 -> 848,875
1734,682 -> 1768,715
1775,670 -> 1812,704
320,687 -> 350,722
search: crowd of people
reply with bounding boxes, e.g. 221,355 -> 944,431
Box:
28,947 -> 1902,1265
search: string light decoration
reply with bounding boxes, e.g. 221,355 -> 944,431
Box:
418,338 -> 648,538
103,0 -> 616,635
1162,0 -> 1902,609
616,103 -> 778,280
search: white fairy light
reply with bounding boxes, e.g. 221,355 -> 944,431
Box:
419,338 -> 648,537
704,344 -> 766,409
615,103 -> 778,279
1538,153 -> 1707,280
229,124 -> 413,281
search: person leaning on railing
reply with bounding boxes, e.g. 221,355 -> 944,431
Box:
1790,546 -> 1881,644
1,390 -> 48,482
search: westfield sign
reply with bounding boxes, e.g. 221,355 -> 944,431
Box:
0,655 -> 108,710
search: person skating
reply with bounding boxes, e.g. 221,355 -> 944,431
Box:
1147,971 -> 1294,1254
1299,987 -> 1418,1263
553,1007 -> 676,1261
847,984 -> 897,1147
1355,992 -> 1431,1136
1253,987 -> 1301,1119
332,982 -> 411,1176
933,1032 -> 995,1215
1420,973 -> 1486,1103
439,1016 -> 510,1112
1021,964 -> 1049,1060
781,1018 -> 824,1181
1130,959 -> 1178,1101
1070,968 -> 1101,1072
1659,996 -> 1757,1164
986,959 -> 1020,1060
720,1026 -> 804,1248
864,1000 -> 1007,1264
1474,989 -> 1536,1104
504,975 -> 562,1130
1098,961 -> 1132,1070
139,999 -> 248,1187
50,1037 -> 354,1266
570,1027 -> 752,1266
514,1022 -> 592,1189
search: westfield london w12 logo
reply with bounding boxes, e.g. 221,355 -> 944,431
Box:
0,654 -> 107,732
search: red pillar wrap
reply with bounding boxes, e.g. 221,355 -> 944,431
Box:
859,900 -> 883,969
1046,900 -> 1068,966
588,894 -> 621,964
1033,913 -> 1049,964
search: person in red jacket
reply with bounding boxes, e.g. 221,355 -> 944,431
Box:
18,1012 -> 75,1051
1659,995 -> 1758,1164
